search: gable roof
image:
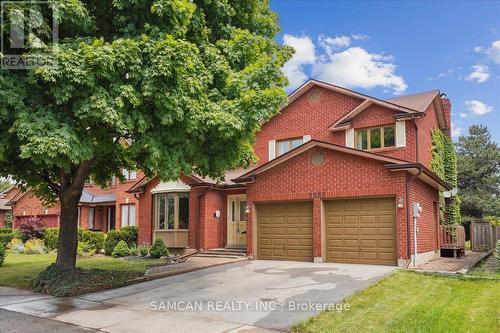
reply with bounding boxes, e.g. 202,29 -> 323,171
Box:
79,190 -> 116,204
233,140 -> 407,182
232,140 -> 449,191
386,90 -> 439,112
0,198 -> 11,211
286,79 -> 445,131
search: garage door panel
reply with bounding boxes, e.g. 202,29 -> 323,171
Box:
326,198 -> 396,266
258,202 -> 313,262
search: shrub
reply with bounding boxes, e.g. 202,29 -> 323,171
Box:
0,232 -> 15,247
78,229 -> 105,253
77,242 -> 96,257
149,239 -> 169,258
24,238 -> 46,254
138,245 -> 149,257
496,240 -> 500,264
112,240 -> 130,257
0,244 -> 6,266
44,228 -> 59,250
7,238 -> 24,254
0,227 -> 13,234
104,230 -> 123,255
129,246 -> 139,256
18,217 -> 46,242
120,226 -> 138,247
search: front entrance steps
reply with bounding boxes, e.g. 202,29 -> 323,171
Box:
196,247 -> 247,259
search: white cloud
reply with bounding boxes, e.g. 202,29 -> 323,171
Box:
314,47 -> 407,94
281,33 -> 406,94
282,34 -> 316,89
486,40 -> 500,64
459,112 -> 468,118
318,35 -> 351,56
465,64 -> 490,83
451,122 -> 464,138
465,100 -> 493,116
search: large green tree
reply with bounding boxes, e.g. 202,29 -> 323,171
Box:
456,125 -> 500,218
0,0 -> 292,269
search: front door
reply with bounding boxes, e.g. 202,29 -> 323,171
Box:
227,195 -> 247,247
107,206 -> 116,231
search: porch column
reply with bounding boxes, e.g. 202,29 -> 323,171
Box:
312,197 -> 323,263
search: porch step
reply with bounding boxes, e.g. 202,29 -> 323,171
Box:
199,248 -> 247,258
195,253 -> 245,259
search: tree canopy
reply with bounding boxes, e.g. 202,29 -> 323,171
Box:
0,0 -> 292,199
456,125 -> 500,218
0,0 -> 292,268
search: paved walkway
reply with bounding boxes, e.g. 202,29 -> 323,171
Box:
146,256 -> 248,277
416,251 -> 490,274
0,260 -> 396,333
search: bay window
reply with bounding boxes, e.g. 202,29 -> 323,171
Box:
155,192 -> 189,231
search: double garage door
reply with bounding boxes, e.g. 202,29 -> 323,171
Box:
257,198 -> 396,265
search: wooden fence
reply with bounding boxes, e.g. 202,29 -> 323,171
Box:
439,225 -> 465,249
470,221 -> 499,251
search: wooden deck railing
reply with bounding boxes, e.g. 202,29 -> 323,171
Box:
439,225 -> 465,249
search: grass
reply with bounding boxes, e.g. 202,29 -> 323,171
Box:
292,270 -> 500,333
0,253 -> 166,291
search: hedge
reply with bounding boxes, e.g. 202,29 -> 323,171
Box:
44,228 -> 59,250
120,226 -> 138,247
105,230 -> 123,256
78,229 -> 105,253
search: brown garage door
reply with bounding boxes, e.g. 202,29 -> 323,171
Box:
325,197 -> 396,265
257,202 -> 313,262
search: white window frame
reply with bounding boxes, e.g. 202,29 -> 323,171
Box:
88,207 -> 95,229
121,204 -> 136,227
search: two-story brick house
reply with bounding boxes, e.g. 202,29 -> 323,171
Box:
129,79 -> 452,267
5,170 -> 142,231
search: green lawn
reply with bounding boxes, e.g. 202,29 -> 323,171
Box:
0,253 -> 165,290
292,271 -> 500,333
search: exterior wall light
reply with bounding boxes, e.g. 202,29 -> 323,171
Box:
397,197 -> 404,208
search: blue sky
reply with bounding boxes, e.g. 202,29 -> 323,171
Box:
270,1 -> 500,143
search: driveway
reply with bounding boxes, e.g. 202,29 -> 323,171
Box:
1,260 -> 396,332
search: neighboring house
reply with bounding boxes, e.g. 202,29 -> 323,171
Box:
129,79 -> 452,267
5,169 -> 141,231
0,186 -> 19,227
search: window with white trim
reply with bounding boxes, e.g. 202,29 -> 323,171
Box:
355,125 -> 395,151
122,169 -> 137,180
154,192 -> 189,230
275,137 -> 302,157
88,207 -> 95,229
121,204 -> 136,227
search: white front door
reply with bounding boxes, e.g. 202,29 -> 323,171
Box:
227,195 -> 247,247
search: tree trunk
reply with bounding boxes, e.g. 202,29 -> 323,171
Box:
55,188 -> 82,269
54,161 -> 92,270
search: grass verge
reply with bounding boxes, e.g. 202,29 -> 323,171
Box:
292,270 -> 500,333
0,253 -> 166,295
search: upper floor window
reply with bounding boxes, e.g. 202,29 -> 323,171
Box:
122,169 -> 137,180
276,137 -> 303,157
355,125 -> 395,151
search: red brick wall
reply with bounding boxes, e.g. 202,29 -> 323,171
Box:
245,147 -> 422,260
12,192 -> 60,228
0,211 -> 6,227
137,177 -> 160,245
416,102 -> 440,169
254,87 -> 362,166
409,177 -> 440,255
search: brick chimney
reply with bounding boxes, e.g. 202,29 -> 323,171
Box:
442,96 -> 452,138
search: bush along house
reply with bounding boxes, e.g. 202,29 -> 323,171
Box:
128,79 -> 453,267
4,169 -> 142,232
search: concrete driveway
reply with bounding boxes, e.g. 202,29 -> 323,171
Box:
1,260 -> 396,332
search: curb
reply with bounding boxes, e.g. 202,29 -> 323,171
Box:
145,257 -> 249,279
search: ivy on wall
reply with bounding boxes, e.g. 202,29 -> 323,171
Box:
431,129 -> 461,225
